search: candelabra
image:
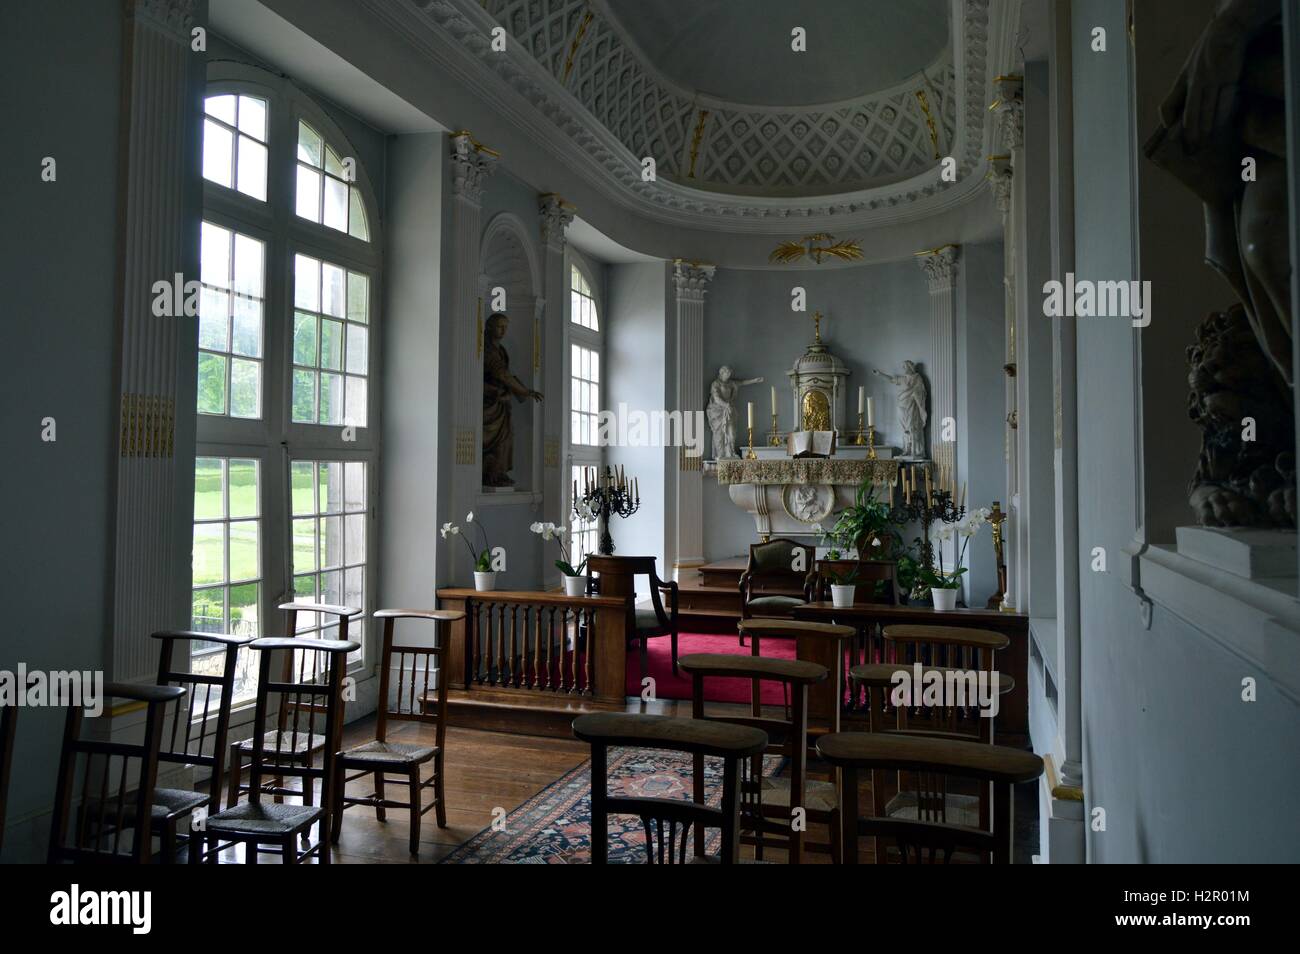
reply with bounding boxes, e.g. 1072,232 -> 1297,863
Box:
892,482 -> 965,573
745,425 -> 757,460
768,413 -> 782,447
852,412 -> 867,445
866,425 -> 877,460
575,465 -> 641,555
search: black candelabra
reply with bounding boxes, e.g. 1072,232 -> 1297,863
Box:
891,483 -> 965,572
574,465 -> 640,555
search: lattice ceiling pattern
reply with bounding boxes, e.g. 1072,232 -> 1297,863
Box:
485,0 -> 956,195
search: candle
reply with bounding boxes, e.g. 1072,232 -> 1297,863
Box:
904,470 -> 911,504
925,468 -> 932,499
770,385 -> 776,416
960,482 -> 967,508
747,402 -> 754,429
866,397 -> 874,427
857,386 -> 865,415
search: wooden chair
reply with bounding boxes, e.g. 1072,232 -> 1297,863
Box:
736,617 -> 856,735
205,636 -> 356,863
332,609 -> 463,856
817,732 -> 1042,863
226,601 -> 360,809
0,703 -> 15,859
572,713 -> 767,864
678,653 -> 834,864
738,539 -> 814,644
48,682 -> 186,864
586,556 -> 679,678
150,630 -> 255,863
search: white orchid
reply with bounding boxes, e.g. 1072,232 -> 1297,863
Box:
533,516 -> 583,576
935,523 -> 956,542
465,511 -> 475,523
440,522 -> 460,538
529,521 -> 566,541
809,523 -> 824,534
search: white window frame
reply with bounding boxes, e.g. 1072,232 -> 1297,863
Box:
196,63 -> 382,711
565,255 -> 603,553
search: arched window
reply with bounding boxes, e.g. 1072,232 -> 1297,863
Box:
566,257 -> 602,566
192,63 -> 381,702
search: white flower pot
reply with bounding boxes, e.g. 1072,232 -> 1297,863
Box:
474,571 -> 497,592
830,584 -> 855,608
563,575 -> 586,597
931,587 -> 958,611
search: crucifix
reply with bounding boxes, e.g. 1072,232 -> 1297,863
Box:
811,310 -> 823,344
986,501 -> 1009,609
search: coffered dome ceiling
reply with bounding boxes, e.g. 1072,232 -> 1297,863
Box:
484,0 -> 957,197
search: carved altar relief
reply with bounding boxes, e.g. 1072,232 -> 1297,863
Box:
784,483 -> 834,524
801,390 -> 831,432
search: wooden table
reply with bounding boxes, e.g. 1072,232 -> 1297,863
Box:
792,602 -> 1030,744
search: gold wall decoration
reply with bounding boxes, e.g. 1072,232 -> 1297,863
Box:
801,390 -> 830,431
687,108 -> 710,179
543,436 -> 560,469
119,393 -> 175,458
456,428 -> 476,465
562,10 -> 594,82
679,448 -> 702,471
769,233 -> 863,265
913,89 -> 940,159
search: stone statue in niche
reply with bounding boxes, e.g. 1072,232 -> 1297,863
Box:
1145,0 -> 1295,526
482,312 -> 542,488
874,362 -> 929,459
706,365 -> 764,459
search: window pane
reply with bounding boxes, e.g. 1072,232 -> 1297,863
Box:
198,289 -> 228,351
194,457 -> 225,520
324,146 -> 345,178
237,95 -> 266,140
192,586 -> 226,634
344,565 -> 364,612
200,222 -> 231,288
202,119 -> 233,188
321,569 -> 344,606
205,94 -> 236,125
229,582 -> 260,639
293,574 -> 318,624
229,519 -> 259,582
292,369 -> 317,423
321,517 -> 343,568
197,353 -> 228,415
231,297 -> 262,357
345,514 -> 366,564
347,272 -> 368,323
232,233 -> 264,298
344,375 -> 367,427
291,461 -> 315,515
236,136 -> 267,201
348,189 -> 369,241
192,523 -> 225,586
320,372 -> 344,424
320,319 -> 343,371
228,458 -> 259,518
229,358 -> 261,419
345,324 -> 368,375
292,518 -> 317,572
323,175 -> 348,231
322,263 -> 345,318
294,255 -> 320,311
293,312 -> 318,366
345,462 -> 365,511
590,351 -> 600,381
321,462 -> 344,512
295,165 -> 321,221
297,121 -> 322,166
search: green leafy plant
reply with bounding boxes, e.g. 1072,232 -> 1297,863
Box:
530,520 -> 586,576
441,511 -> 494,572
828,479 -> 903,558
825,566 -> 859,587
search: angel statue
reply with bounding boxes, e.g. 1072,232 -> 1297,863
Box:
874,362 -> 929,459
706,366 -> 764,459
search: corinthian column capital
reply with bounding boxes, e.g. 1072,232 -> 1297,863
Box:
538,193 -> 575,252
449,131 -> 498,203
917,244 -> 960,290
672,259 -> 716,302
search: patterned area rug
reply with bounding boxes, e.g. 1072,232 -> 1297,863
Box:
441,747 -> 779,864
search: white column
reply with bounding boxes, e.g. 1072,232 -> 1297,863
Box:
539,193 -> 574,548
918,244 -> 960,475
447,132 -> 497,585
110,0 -> 203,683
672,260 -> 715,580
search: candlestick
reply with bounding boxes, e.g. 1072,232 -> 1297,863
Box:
866,424 -> 877,459
745,421 -> 757,459
769,412 -> 781,446
853,410 -> 867,445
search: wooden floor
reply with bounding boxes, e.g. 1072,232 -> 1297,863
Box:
212,699 -> 1036,863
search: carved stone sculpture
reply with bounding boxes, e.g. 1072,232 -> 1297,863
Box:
706,366 -> 763,459
482,313 -> 542,487
1145,0 -> 1294,527
874,362 -> 929,459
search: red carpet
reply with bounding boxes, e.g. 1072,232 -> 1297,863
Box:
625,632 -> 797,704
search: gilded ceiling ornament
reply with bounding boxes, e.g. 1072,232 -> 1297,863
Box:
768,233 -> 864,265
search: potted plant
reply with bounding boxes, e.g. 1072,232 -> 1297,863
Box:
826,565 -> 859,608
828,480 -> 902,558
530,520 -> 587,596
441,511 -> 496,591
921,507 -> 992,611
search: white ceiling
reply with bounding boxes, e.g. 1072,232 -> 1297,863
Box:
602,0 -> 950,107
567,217 -> 664,265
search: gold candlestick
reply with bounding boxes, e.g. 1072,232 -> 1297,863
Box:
768,413 -> 781,446
853,411 -> 867,445
745,425 -> 758,459
866,425 -> 877,459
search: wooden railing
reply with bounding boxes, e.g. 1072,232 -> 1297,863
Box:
435,590 -> 629,708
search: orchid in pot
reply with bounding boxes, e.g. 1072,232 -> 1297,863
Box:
441,511 -> 496,591
530,520 -> 587,597
921,507 -> 992,610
